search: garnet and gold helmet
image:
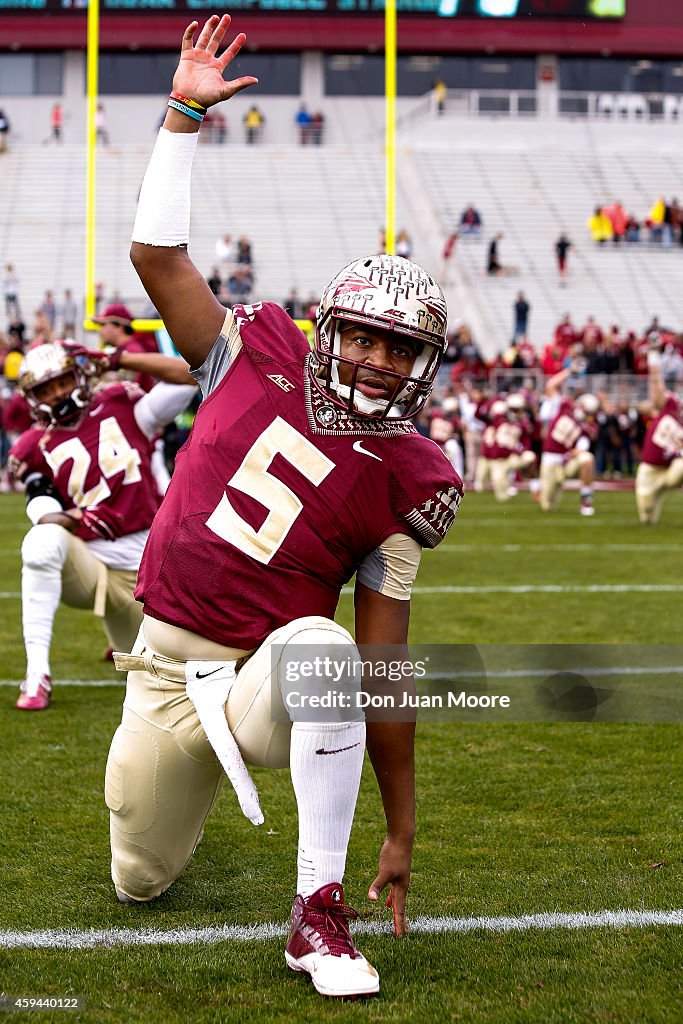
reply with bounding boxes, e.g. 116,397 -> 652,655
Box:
311,254 -> 448,420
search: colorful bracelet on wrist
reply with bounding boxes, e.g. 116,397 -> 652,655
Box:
168,98 -> 205,123
170,91 -> 207,114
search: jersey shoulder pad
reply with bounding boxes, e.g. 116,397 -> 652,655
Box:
8,426 -> 48,480
390,434 -> 463,548
98,380 -> 145,406
232,301 -> 310,368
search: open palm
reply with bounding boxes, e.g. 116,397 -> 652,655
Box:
172,14 -> 258,110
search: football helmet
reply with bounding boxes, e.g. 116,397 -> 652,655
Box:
18,342 -> 94,426
505,393 -> 527,420
311,255 -> 448,420
575,392 -> 600,418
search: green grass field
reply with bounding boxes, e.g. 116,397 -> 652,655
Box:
0,490 -> 681,1023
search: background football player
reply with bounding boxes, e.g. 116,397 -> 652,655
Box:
106,12 -> 463,1002
538,367 -> 599,515
9,341 -> 197,711
635,346 -> 683,524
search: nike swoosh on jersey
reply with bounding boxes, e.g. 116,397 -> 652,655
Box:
352,440 -> 382,461
315,743 -> 361,756
194,665 -> 226,680
89,405 -> 105,417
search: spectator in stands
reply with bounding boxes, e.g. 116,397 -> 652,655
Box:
554,313 -> 576,348
227,267 -> 253,301
660,342 -> 683,388
236,236 -> 252,265
555,233 -> 572,284
215,233 -> 233,264
2,338 -> 25,383
95,103 -> 109,145
588,206 -> 613,245
377,227 -> 387,252
512,291 -> 530,342
94,281 -> 105,316
486,234 -> 504,276
282,288 -> 302,320
432,78 -> 447,116
3,264 -> 20,320
647,197 -> 665,243
243,104 -> 264,144
441,232 -> 458,284
39,291 -> 57,331
396,229 -> 413,259
663,199 -> 681,246
61,289 -> 78,338
29,310 -> 53,348
0,108 -> 9,153
207,267 -> 222,297
47,102 -> 63,144
295,104 -> 311,144
7,313 -> 26,347
581,316 -> 603,348
624,213 -> 640,243
310,111 -> 325,145
212,111 -> 227,143
604,201 -> 626,244
460,204 -> 482,236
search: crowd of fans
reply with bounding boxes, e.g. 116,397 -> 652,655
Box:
444,314 -> 683,388
588,198 -> 683,246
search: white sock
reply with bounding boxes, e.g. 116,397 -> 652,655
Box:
22,567 -> 61,679
290,721 -> 365,897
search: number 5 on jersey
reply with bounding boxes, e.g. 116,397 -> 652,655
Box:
206,417 -> 335,564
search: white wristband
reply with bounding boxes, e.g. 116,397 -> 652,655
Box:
132,128 -> 199,246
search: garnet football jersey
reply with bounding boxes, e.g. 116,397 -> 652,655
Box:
543,400 -> 592,455
137,302 -> 463,650
9,381 -> 161,542
640,396 -> 683,468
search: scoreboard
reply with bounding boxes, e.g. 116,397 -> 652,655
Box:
0,0 -> 627,15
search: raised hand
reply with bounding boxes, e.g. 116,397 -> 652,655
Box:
173,14 -> 258,110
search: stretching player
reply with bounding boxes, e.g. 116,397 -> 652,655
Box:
106,12 -> 462,1000
9,342 -> 196,710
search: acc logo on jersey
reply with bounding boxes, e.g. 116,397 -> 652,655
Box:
267,374 -> 296,393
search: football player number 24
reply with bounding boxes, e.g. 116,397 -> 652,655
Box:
44,416 -> 142,506
206,417 -> 335,564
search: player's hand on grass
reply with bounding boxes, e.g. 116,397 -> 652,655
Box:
368,834 -> 414,937
173,14 -> 258,110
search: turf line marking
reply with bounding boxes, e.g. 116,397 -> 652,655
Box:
4,585 -> 678,603
2,664 -> 682,689
439,544 -> 681,553
341,585 -> 683,596
2,909 -> 681,949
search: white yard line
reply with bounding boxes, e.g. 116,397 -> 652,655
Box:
339,584 -> 683,595
1,664 -> 682,689
1,909 -> 681,949
439,544 -> 682,552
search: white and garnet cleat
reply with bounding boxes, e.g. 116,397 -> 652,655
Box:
16,674 -> 52,711
285,882 -> 380,998
580,499 -> 596,517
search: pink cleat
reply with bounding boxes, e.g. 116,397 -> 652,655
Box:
16,674 -> 52,711
285,883 -> 379,998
